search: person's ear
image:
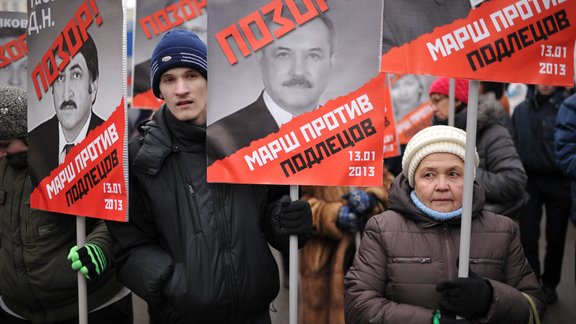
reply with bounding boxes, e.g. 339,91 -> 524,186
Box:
89,77 -> 98,105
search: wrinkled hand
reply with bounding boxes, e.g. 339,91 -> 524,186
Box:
271,195 -> 312,236
343,189 -> 375,215
337,206 -> 363,233
436,273 -> 493,319
68,243 -> 108,280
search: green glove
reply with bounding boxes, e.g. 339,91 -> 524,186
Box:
67,243 -> 107,280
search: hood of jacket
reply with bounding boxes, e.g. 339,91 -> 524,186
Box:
454,93 -> 506,132
524,85 -> 566,109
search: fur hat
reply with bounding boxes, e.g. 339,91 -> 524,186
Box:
429,77 -> 469,104
150,29 -> 207,99
0,87 -> 27,140
402,125 -> 479,187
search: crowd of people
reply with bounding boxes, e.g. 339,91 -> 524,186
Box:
1,12 -> 575,324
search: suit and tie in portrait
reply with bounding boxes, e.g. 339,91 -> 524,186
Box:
28,32 -> 103,188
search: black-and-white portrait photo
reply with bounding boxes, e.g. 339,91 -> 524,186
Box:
207,0 -> 382,164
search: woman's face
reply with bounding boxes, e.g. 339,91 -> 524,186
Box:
414,153 -> 464,212
391,75 -> 422,119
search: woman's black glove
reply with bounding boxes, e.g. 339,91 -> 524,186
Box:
436,273 -> 493,319
270,195 -> 312,236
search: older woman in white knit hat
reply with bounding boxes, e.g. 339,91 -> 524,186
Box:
344,125 -> 545,324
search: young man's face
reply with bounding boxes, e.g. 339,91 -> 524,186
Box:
0,138 -> 27,159
159,67 -> 207,125
258,18 -> 334,116
52,53 -> 97,135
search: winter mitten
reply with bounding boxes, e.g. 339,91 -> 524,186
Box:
270,195 -> 313,236
436,273 -> 493,319
343,189 -> 376,215
337,206 -> 362,232
68,243 -> 108,280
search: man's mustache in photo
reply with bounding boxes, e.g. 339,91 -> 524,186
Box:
60,99 -> 77,110
283,75 -> 312,88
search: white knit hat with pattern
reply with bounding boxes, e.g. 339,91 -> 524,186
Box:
402,125 -> 479,187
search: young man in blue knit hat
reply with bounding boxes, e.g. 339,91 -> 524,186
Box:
106,29 -> 313,324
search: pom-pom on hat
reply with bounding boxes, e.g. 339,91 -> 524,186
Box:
429,77 -> 469,104
0,87 -> 27,140
150,29 -> 207,99
401,125 -> 479,188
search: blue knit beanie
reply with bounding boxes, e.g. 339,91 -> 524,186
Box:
150,29 -> 207,98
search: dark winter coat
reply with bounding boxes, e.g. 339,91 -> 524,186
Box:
0,155 -> 125,324
555,93 -> 576,178
512,86 -> 567,175
344,174 -> 545,323
107,106 -> 289,324
554,93 -> 576,223
450,94 -> 528,217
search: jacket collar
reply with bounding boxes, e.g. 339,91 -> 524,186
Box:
132,105 -> 206,176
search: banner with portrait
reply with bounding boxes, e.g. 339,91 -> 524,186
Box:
388,73 -> 436,145
131,0 -> 207,109
381,0 -> 575,86
0,11 -> 28,90
206,0 -> 391,186
27,0 -> 128,222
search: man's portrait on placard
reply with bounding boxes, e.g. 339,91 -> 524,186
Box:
26,1 -> 124,189
0,11 -> 27,90
389,73 -> 436,122
207,0 -> 382,164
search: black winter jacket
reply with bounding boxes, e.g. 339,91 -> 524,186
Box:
0,154 -> 125,323
512,86 -> 567,176
451,94 -> 528,217
107,107 -> 289,323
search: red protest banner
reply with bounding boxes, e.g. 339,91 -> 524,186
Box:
207,74 -> 390,186
0,11 -> 28,89
207,0 -> 384,185
396,102 -> 434,145
27,0 -> 127,222
381,0 -> 575,86
30,102 -> 126,221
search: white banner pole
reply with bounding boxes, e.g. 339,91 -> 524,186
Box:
289,185 -> 299,324
458,80 -> 479,279
77,217 -> 88,324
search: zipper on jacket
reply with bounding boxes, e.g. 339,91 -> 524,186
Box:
211,185 -> 238,318
469,258 -> 503,265
392,257 -> 432,264
186,184 -> 202,234
442,223 -> 456,280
